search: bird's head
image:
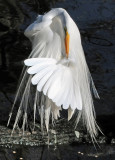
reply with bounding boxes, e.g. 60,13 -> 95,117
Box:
64,27 -> 70,59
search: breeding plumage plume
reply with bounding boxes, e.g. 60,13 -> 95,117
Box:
7,8 -> 100,141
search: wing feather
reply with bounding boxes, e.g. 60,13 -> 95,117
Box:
42,67 -> 60,95
37,66 -> 58,92
71,80 -> 82,110
25,58 -> 83,110
24,58 -> 56,66
32,65 -> 56,85
53,67 -> 72,109
47,66 -> 63,100
27,59 -> 56,74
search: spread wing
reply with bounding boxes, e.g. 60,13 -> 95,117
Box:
25,58 -> 82,110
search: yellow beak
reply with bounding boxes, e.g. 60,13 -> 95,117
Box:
65,30 -> 70,58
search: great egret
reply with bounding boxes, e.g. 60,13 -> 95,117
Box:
7,8 -> 100,141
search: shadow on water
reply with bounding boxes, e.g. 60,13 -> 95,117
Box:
0,0 -> 115,159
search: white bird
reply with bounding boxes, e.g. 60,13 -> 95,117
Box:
7,8 -> 100,141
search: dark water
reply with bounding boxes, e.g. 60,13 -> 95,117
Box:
1,144 -> 115,160
0,0 -> 115,159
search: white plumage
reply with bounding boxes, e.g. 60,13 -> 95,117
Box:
24,58 -> 82,110
7,8 -> 100,141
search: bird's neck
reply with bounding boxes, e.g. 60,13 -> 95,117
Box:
42,8 -> 70,30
